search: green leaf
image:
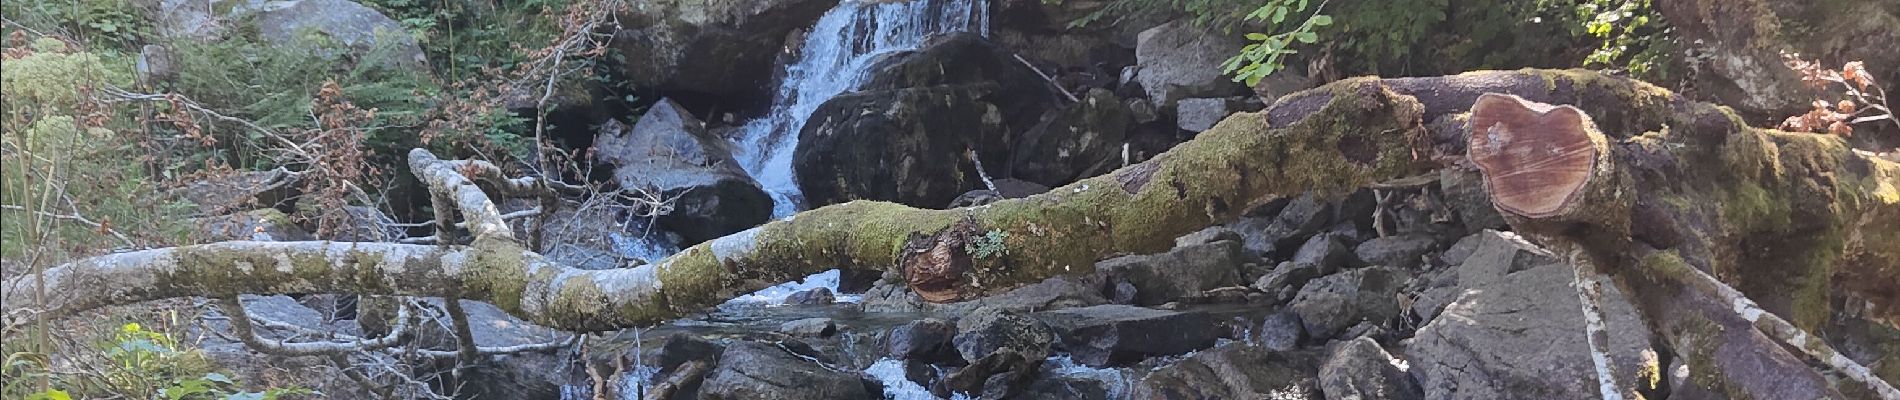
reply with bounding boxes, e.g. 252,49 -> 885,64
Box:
1246,33 -> 1270,41
1271,7 -> 1288,24
1295,31 -> 1318,43
27,390 -> 72,400
1310,15 -> 1333,26
204,372 -> 235,384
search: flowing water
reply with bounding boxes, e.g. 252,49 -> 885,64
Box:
578,1 -> 1000,398
729,0 -> 991,217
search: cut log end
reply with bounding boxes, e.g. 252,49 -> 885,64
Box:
1467,93 -> 1603,218
903,216 -> 982,303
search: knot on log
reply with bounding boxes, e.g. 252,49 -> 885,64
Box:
1467,93 -> 1606,218
902,215 -> 983,303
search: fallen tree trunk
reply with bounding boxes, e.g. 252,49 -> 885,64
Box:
4,69 -> 1897,396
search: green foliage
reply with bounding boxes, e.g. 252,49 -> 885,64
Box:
1563,0 -> 1676,79
359,0 -> 575,80
0,0 -> 152,46
4,323 -> 312,400
967,230 -> 1012,259
1221,0 -> 1332,85
1,39 -> 192,257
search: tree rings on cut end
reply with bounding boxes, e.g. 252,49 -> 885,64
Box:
902,216 -> 982,303
1467,93 -> 1602,218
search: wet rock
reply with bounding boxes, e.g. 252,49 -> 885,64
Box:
1255,311 -> 1306,352
699,341 -> 876,400
1174,97 -> 1232,132
944,349 -> 1042,400
1020,374 -> 1112,399
1353,234 -> 1438,269
1133,20 -> 1250,110
1289,267 -> 1407,340
1010,88 -> 1133,186
835,270 -> 882,294
1292,233 -> 1355,271
1319,337 -> 1422,400
607,0 -> 832,97
648,334 -> 725,374
1096,240 -> 1244,306
797,33 -> 1055,208
779,318 -> 837,338
887,318 -> 959,364
954,307 -> 1055,363
595,99 -> 772,244
861,273 -> 1108,314
1409,264 -> 1654,400
1132,342 -> 1324,399
1127,97 -> 1160,123
1035,305 -> 1223,367
784,287 -> 837,306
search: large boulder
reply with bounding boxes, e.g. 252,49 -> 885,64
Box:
1407,264 -> 1657,399
795,33 -> 1055,208
607,0 -> 832,97
1133,20 -> 1251,111
954,307 -> 1055,363
153,0 -> 427,72
886,318 -> 960,364
1095,240 -> 1246,306
1007,88 -> 1133,186
699,341 -> 877,400
1034,305 -> 1224,367
1132,342 -> 1324,399
595,99 -> 772,244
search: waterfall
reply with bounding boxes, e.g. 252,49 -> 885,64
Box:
731,0 -> 991,217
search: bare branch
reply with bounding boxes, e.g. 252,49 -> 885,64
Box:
217,296 -> 414,356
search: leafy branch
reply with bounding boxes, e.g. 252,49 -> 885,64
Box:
1219,0 -> 1332,86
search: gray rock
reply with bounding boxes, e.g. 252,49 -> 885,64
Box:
1289,267 -> 1407,340
699,341 -> 875,400
596,99 -> 772,244
1134,20 -> 1250,110
1034,305 -> 1223,367
1455,230 -> 1556,288
1252,69 -> 1313,104
1255,311 -> 1306,352
860,273 -> 1108,314
1353,234 -> 1438,269
1127,97 -> 1160,124
1174,97 -> 1232,132
1253,261 -> 1331,297
1293,234 -> 1355,270
944,349 -> 1042,400
255,0 -> 428,71
1009,88 -> 1132,187
1020,375 -> 1111,400
607,0 -> 832,97
1440,168 -> 1507,234
784,287 -> 836,306
778,317 -> 837,337
647,333 -> 725,374
1231,193 -> 1334,257
1174,226 -> 1243,248
887,318 -> 958,363
955,307 -> 1055,363
1132,342 -> 1324,399
1097,240 -> 1245,306
1319,337 -> 1422,400
1409,265 -> 1654,400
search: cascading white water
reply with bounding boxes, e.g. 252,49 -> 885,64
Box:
731,0 -> 990,217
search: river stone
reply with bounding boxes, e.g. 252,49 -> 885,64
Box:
1133,20 -> 1250,110
1288,267 -> 1407,340
1293,233 -> 1355,271
784,287 -> 836,305
1096,240 -> 1244,306
1319,337 -> 1422,400
595,98 -> 772,244
887,318 -> 959,364
1408,264 -> 1655,400
779,318 -> 837,338
607,0 -> 832,97
1132,342 -> 1324,399
1009,88 -> 1132,187
943,349 -> 1042,400
1034,305 -> 1223,367
954,307 -> 1055,363
699,341 -> 876,400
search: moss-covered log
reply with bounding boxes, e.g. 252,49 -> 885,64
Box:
5,70 -> 1897,379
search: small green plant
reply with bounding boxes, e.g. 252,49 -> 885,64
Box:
5,323 -> 313,400
967,230 -> 1012,259
1568,0 -> 1673,78
1220,0 -> 1332,86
